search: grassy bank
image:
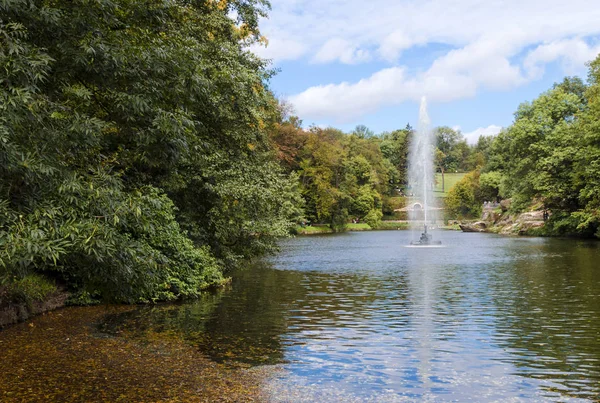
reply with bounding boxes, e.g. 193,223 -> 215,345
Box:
294,225 -> 334,235
0,274 -> 68,328
375,221 -> 411,230
346,223 -> 372,231
0,274 -> 57,310
439,224 -> 461,231
294,221 -> 411,234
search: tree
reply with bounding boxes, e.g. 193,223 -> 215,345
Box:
0,0 -> 303,301
380,127 -> 411,185
479,172 -> 502,202
352,125 -> 375,139
435,126 -> 471,173
480,57 -> 600,238
500,87 -> 583,211
445,171 -> 482,219
435,148 -> 447,191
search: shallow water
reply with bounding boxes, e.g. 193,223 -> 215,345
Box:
99,231 -> 600,402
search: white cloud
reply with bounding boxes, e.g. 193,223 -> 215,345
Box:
290,67 -> 408,121
250,37 -> 308,62
253,0 -> 600,121
524,38 -> 600,79
312,38 -> 370,64
289,35 -> 528,122
256,0 -> 600,65
378,30 -> 420,62
463,125 -> 503,145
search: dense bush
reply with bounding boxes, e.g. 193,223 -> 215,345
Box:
444,171 -> 482,219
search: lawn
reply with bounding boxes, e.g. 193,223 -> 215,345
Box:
346,223 -> 372,231
375,221 -> 410,230
294,222 -> 407,234
294,225 -> 333,235
433,172 -> 466,197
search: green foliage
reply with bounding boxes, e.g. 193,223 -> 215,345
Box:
352,124 -> 375,139
363,209 -> 383,228
289,127 -> 392,231
482,62 -> 600,238
66,291 -> 101,306
4,274 -> 57,305
0,0 -> 303,302
445,171 -> 482,219
380,127 -> 411,184
479,171 -> 503,202
435,127 -> 474,172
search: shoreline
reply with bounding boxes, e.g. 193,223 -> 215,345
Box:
0,289 -> 69,329
0,305 -> 271,402
294,221 -> 458,235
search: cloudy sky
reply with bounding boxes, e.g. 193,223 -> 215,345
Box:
250,0 -> 600,143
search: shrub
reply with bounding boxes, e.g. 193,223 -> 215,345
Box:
5,274 -> 57,305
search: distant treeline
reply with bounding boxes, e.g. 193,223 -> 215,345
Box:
268,107 -> 488,230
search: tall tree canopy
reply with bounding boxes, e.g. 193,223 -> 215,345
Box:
0,0 -> 302,301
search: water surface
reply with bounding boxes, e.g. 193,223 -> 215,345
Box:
100,231 -> 600,402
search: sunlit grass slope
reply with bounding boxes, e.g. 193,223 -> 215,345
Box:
434,172 -> 466,197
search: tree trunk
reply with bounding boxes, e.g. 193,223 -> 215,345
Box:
441,167 -> 445,192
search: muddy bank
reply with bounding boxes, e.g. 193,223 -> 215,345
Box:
0,289 -> 69,329
0,305 -> 272,402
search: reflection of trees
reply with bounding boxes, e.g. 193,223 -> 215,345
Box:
96,291 -> 225,340
203,260 -> 412,364
488,240 -> 600,400
98,259 -> 414,365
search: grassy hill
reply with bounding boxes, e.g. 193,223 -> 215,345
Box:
433,172 -> 466,197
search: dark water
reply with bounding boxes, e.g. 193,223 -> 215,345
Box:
99,231 -> 600,402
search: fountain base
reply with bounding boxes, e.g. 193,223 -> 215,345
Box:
410,224 -> 442,246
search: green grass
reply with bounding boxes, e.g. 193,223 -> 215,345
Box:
1,274 -> 57,307
375,221 -> 410,230
295,221 -> 411,234
294,225 -> 333,235
346,223 -> 371,231
439,224 -> 461,231
434,172 -> 466,197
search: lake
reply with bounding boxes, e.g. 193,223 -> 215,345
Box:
97,230 -> 600,402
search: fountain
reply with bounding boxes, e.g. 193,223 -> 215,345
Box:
408,97 -> 442,246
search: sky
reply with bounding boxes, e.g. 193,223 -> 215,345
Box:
249,0 -> 600,143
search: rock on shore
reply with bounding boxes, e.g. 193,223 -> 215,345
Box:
459,199 -> 547,236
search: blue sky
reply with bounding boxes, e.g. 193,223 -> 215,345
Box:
251,0 -> 600,143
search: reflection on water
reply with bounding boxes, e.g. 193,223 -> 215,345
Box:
99,231 -> 600,401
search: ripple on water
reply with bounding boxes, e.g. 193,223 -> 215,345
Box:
94,231 -> 600,402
